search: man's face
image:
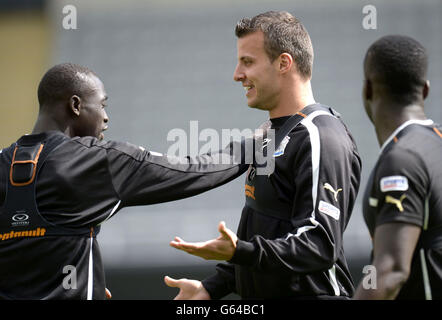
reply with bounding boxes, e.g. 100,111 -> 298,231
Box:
233,31 -> 281,111
72,74 -> 109,140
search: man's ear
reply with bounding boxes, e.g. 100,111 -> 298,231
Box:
279,53 -> 293,74
423,80 -> 430,100
363,79 -> 372,101
69,95 -> 81,117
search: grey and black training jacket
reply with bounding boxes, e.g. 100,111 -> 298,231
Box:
0,131 -> 247,299
203,104 -> 362,299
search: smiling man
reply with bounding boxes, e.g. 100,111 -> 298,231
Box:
165,11 -> 362,300
0,63 -> 248,299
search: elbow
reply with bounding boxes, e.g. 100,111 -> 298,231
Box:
391,267 -> 411,288
323,242 -> 339,268
377,264 -> 411,296
306,243 -> 338,273
378,260 -> 411,283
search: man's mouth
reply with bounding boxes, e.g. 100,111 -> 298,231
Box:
99,127 -> 108,140
244,85 -> 254,96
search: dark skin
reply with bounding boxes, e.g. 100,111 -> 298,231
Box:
353,67 -> 430,300
354,223 -> 421,299
32,73 -> 109,140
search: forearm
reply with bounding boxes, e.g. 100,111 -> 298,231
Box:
230,227 -> 338,274
353,269 -> 408,300
354,223 -> 420,300
107,140 -> 249,206
201,262 -> 236,300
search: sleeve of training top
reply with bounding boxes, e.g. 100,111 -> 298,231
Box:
371,147 -> 428,227
229,117 -> 361,273
103,139 -> 249,207
201,262 -> 236,299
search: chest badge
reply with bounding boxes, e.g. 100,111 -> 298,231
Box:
262,138 -> 272,150
274,136 -> 290,157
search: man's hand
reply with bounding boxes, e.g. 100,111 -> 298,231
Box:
170,221 -> 238,261
164,276 -> 211,300
105,287 -> 112,299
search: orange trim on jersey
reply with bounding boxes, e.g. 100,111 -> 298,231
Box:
433,127 -> 442,139
393,136 -> 398,143
9,144 -> 44,187
296,112 -> 307,118
245,184 -> 256,200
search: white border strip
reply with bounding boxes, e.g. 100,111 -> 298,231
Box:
102,200 -> 121,224
420,248 -> 432,300
87,233 -> 94,300
420,196 -> 432,300
380,119 -> 433,153
328,265 -> 340,296
290,111 -> 341,297
286,111 -> 334,239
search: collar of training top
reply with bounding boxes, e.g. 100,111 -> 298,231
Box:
17,131 -> 66,146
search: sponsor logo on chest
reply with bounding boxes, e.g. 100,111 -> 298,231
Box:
11,210 -> 30,227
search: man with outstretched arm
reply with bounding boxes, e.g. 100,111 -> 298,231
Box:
0,63 -> 249,299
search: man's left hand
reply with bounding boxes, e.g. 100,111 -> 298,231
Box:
170,221 -> 237,261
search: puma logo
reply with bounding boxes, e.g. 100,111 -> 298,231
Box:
324,183 -> 342,202
385,194 -> 406,212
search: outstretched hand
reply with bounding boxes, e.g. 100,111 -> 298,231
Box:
164,276 -> 211,300
170,221 -> 237,261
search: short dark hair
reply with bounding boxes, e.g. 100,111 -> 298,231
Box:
235,11 -> 314,79
37,63 -> 97,108
364,35 -> 428,102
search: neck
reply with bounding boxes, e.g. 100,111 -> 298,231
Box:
31,112 -> 70,136
268,79 -> 315,119
371,99 -> 427,146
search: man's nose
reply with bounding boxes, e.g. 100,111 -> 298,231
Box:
103,110 -> 109,123
233,64 -> 245,82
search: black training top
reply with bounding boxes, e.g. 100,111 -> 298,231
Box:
202,104 -> 362,299
0,131 -> 247,299
363,119 -> 442,300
